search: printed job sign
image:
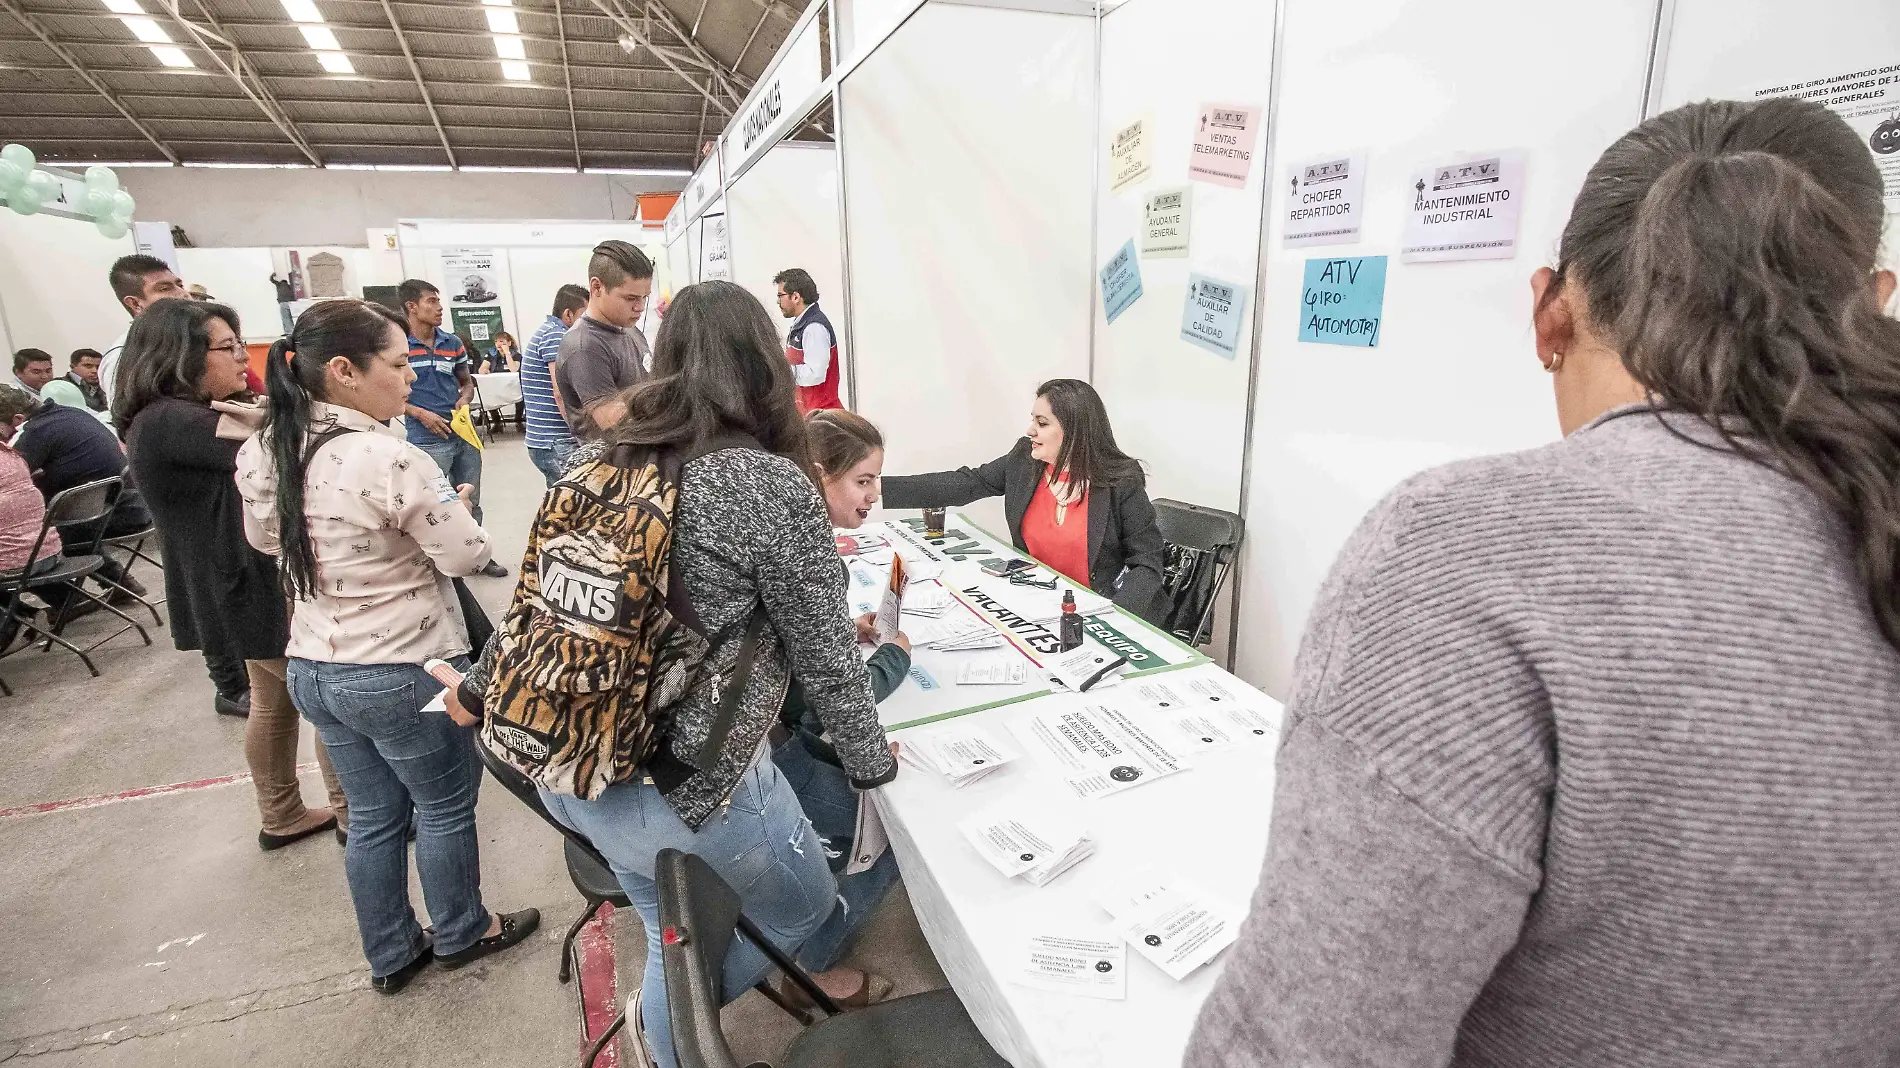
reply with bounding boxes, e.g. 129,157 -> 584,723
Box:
1401,151 -> 1526,262
1284,152 -> 1366,247
1188,103 -> 1261,188
1751,61 -> 1900,209
1109,118 -> 1152,194
1298,256 -> 1387,347
1100,239 -> 1144,324
1180,274 -> 1248,358
1140,187 -> 1191,258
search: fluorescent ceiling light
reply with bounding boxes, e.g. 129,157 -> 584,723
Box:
483,8 -> 518,33
102,0 -> 144,13
122,16 -> 171,42
280,0 -> 323,21
330,163 -> 456,171
184,162 -> 315,168
316,51 -> 355,73
481,0 -> 513,6
584,167 -> 693,176
492,34 -> 525,59
499,59 -> 531,80
150,45 -> 194,67
299,24 -> 340,49
461,165 -> 576,173
45,159 -> 176,167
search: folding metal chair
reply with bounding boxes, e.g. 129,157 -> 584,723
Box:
1151,498 -> 1244,648
0,477 -> 152,678
60,484 -> 164,627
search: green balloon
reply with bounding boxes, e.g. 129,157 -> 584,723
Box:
0,143 -> 34,173
97,216 -> 129,239
8,184 -> 44,216
24,170 -> 56,196
111,189 -> 135,218
84,165 -> 119,193
0,159 -> 23,196
84,186 -> 114,220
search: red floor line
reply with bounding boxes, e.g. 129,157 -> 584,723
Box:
576,902 -> 622,1067
0,761 -> 321,819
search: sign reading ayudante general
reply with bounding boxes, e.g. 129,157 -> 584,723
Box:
1141,187 -> 1191,258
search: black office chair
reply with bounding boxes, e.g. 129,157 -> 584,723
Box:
1150,498 -> 1244,648
57,482 -> 164,628
655,847 -> 1011,1068
0,478 -> 152,678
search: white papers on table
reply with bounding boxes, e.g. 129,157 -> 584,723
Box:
957,803 -> 1095,885
1015,699 -> 1189,799
902,583 -> 951,618
1096,873 -> 1241,981
1044,646 -> 1129,693
1114,675 -> 1278,750
900,721 -> 1020,787
905,607 -> 999,651
957,656 -> 1031,686
1016,929 -> 1126,1000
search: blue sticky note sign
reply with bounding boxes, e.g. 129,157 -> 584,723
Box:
907,666 -> 939,691
1179,273 -> 1248,358
1298,255 -> 1387,347
1099,239 -> 1144,323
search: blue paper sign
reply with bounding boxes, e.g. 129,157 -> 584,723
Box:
1099,239 -> 1144,323
1179,273 -> 1249,358
1298,255 -> 1386,347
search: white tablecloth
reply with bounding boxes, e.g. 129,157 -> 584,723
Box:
472,371 -> 521,409
861,512 -> 1284,1068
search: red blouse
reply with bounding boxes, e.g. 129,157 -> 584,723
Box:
1021,476 -> 1090,589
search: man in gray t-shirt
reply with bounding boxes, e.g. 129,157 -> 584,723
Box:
554,239 -> 653,438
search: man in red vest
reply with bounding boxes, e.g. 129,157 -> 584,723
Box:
774,268 -> 841,413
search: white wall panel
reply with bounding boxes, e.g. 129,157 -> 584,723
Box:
1094,0 -> 1274,519
726,144 -> 847,401
175,247 -> 279,341
841,3 -> 1094,532
0,211 -> 136,359
1230,0 -> 1657,697
503,246 -> 595,343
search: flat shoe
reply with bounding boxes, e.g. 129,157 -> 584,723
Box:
773,969 -> 893,1013
371,937 -> 434,995
259,813 -> 338,851
435,908 -> 540,969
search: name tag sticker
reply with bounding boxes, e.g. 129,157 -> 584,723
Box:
430,476 -> 459,503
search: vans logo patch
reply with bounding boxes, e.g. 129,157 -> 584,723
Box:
539,556 -> 627,629
489,715 -> 551,761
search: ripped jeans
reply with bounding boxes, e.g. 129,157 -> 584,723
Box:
539,750 -> 867,1068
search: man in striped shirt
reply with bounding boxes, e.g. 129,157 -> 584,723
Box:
522,284 -> 588,487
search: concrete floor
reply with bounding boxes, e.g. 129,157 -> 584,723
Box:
0,436 -> 945,1067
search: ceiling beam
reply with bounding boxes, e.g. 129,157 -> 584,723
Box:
688,0 -> 708,39
156,0 -> 324,165
553,0 -> 580,170
373,0 -> 454,166
12,31 -> 678,64
0,59 -> 710,95
8,112 -> 701,134
732,6 -> 770,74
609,0 -> 752,98
33,134 -> 703,149
30,9 -> 661,50
585,0 -> 733,117
0,0 -> 181,163
0,89 -> 700,120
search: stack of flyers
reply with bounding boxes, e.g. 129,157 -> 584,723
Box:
899,722 -> 1020,787
1015,699 -> 1189,800
901,583 -> 952,618
1117,677 -> 1277,751
906,609 -> 1003,651
1096,874 -> 1241,981
956,656 -> 1031,686
1015,929 -> 1126,999
957,804 -> 1096,886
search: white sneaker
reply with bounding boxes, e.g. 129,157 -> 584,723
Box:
623,989 -> 659,1068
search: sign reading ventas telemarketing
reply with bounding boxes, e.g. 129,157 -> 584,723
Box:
1188,103 -> 1261,188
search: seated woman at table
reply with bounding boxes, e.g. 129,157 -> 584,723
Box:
881,378 -> 1167,624
1186,98 -> 1900,1068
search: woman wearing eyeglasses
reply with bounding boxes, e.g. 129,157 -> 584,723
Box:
116,297 -> 348,851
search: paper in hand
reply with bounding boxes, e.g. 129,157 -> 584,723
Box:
874,554 -> 907,646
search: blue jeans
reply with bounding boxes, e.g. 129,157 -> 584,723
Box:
414,433 -> 484,525
288,657 -> 489,977
540,753 -> 871,1068
526,438 -> 576,488
771,732 -> 901,969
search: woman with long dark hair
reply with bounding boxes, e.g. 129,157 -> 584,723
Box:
466,280 -> 899,1068
234,299 -> 537,993
1187,98 -> 1900,1067
117,297 -> 346,851
882,378 -> 1168,622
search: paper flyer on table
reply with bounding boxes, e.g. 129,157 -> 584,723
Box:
1044,646 -> 1128,693
1017,929 -> 1127,1000
1120,886 -> 1240,981
901,721 -> 1020,787
958,805 -> 1090,880
957,657 -> 1031,686
1017,699 -> 1188,799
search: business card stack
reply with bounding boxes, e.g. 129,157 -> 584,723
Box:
899,722 -> 1020,788
901,584 -> 952,618
958,804 -> 1096,887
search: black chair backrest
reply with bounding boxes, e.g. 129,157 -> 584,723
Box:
656,848 -> 747,1068
1150,498 -> 1243,646
473,741 -> 617,874
1151,498 -> 1243,555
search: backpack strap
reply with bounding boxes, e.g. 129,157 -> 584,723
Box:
301,423 -> 358,474
687,608 -> 768,773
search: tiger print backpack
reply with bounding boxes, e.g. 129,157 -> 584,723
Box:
479,439 -> 764,799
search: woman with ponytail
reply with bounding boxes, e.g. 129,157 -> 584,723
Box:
1189,98 -> 1900,1068
235,299 -> 537,994
119,297 -> 347,852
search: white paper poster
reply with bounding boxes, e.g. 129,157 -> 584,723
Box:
1284,152 -> 1367,247
1141,187 -> 1191,258
1018,700 -> 1188,800
700,215 -> 731,281
1400,151 -> 1527,263
1751,61 -> 1900,211
440,248 -> 501,304
1017,930 -> 1126,999
1120,886 -> 1240,981
1109,117 -> 1153,194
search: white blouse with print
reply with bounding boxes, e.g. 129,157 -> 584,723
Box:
235,401 -> 495,665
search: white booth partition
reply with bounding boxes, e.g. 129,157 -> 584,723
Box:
840,1 -> 1095,531
725,142 -> 848,401
0,210 -> 135,358
1229,0 -> 1661,696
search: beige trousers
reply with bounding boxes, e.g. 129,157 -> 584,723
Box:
245,657 -> 349,834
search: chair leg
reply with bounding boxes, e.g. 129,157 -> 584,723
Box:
585,1011 -> 625,1068
753,979 -> 815,1025
0,674 -> 11,696
560,898 -> 604,985
24,618 -> 99,677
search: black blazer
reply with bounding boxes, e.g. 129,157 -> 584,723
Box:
882,438 -> 1168,624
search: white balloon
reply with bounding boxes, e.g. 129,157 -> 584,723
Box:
110,189 -> 135,218
85,186 -> 115,220
0,143 -> 34,173
8,184 -> 44,216
24,170 -> 56,195
97,216 -> 129,239
84,165 -> 120,193
0,160 -> 23,196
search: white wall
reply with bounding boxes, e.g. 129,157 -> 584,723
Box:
0,210 -> 137,360
841,3 -> 1095,532
1230,0 -> 1659,697
117,168 -> 685,247
726,143 -> 847,399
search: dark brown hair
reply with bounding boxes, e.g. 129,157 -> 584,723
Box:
1035,378 -> 1143,488
608,280 -> 810,473
1549,97 -> 1900,649
589,240 -> 654,289
807,408 -> 882,478
111,297 -> 242,433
